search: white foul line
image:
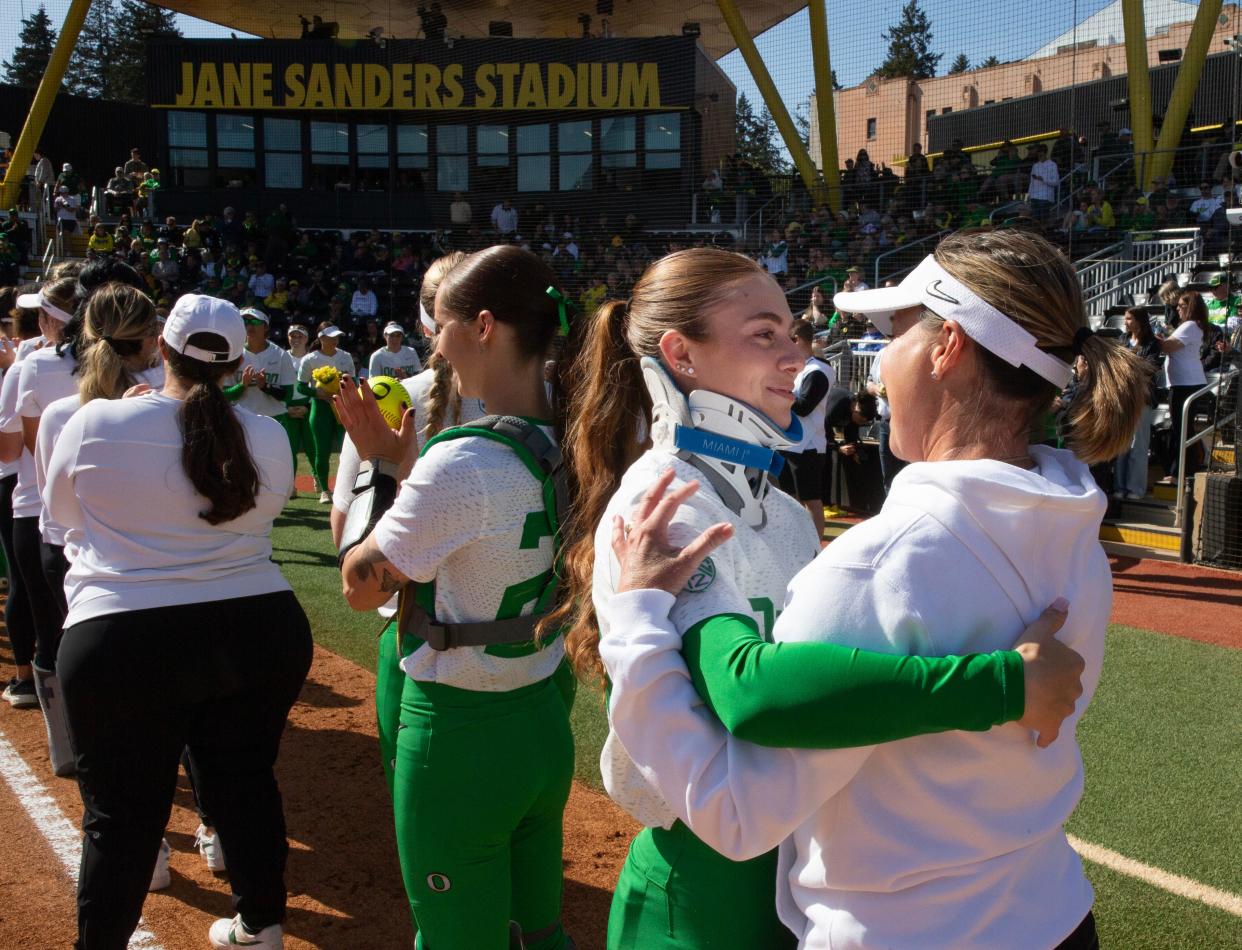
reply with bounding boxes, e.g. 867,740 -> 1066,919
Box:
1068,834 -> 1242,918
0,727 -> 166,950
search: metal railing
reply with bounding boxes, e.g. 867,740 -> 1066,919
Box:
872,229 -> 950,287
814,338 -> 887,391
40,237 -> 56,279
1176,367 -> 1239,554
1079,228 -> 1202,322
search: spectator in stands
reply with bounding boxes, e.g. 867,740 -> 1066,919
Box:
54,186 -> 80,234
56,163 -> 81,195
490,198 -> 519,235
349,277 -> 379,323
1158,290 -> 1209,483
159,216 -> 182,246
449,191 -> 472,229
1028,145 -> 1060,222
978,142 -> 1022,202
87,223 -> 114,256
1113,307 -> 1162,500
1084,188 -> 1114,232
105,167 -> 133,214
0,236 -> 18,285
759,228 -> 788,276
123,147 -> 147,181
904,142 -> 929,180
219,206 -> 245,249
1,209 -> 31,262
32,149 -> 54,196
1202,274 -> 1239,328
802,285 -> 831,328
248,260 -> 275,302
135,168 -> 161,214
1189,182 -> 1223,224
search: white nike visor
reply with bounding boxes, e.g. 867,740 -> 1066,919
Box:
832,254 -> 1072,388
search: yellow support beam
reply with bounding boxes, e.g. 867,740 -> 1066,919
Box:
0,0 -> 92,210
1149,0 -> 1222,189
806,0 -> 841,212
714,0 -> 822,197
1121,0 -> 1155,190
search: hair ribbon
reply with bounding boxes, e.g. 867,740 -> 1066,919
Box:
546,286 -> 572,337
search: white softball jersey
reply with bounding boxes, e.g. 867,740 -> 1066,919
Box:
44,393 -> 293,626
0,347 -> 78,519
0,359 -> 37,516
236,341 -> 296,417
371,428 -> 566,693
593,447 -> 821,828
599,447 -> 1109,950
368,345 -> 422,381
297,348 -> 356,386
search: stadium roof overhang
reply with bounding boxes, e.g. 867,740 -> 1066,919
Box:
153,0 -> 806,62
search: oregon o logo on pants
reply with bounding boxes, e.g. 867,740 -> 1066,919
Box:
427,872 -> 452,892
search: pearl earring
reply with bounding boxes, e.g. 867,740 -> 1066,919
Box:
930,370 -> 940,381
685,366 -> 696,376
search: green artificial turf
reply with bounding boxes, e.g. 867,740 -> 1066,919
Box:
270,468 -> 1239,945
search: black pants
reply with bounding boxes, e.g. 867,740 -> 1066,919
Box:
11,516 -> 61,671
873,420 -> 907,494
1055,912 -> 1099,950
58,590 -> 313,950
0,475 -> 34,668
40,541 -> 69,622
1165,385 -> 1201,478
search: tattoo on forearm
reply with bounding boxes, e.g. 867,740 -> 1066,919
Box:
352,540 -> 403,593
379,569 -> 402,593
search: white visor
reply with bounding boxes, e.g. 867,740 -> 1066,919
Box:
383,322 -> 405,336
16,291 -> 74,324
419,300 -> 436,334
832,255 -> 1072,388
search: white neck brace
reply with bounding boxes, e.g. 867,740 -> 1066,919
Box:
641,356 -> 800,527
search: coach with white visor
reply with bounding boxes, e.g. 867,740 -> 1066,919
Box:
608,230 -> 1154,949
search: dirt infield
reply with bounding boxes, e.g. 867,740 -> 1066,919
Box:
0,553 -> 1234,949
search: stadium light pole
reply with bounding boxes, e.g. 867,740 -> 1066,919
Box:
0,0 -> 92,211
1149,0 -> 1223,188
1120,0 -> 1155,191
807,0 -> 841,212
714,0 -> 822,196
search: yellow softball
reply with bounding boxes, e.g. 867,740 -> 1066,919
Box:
367,376 -> 412,430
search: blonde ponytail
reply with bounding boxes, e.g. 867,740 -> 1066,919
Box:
1065,334 -> 1153,464
76,284 -> 158,403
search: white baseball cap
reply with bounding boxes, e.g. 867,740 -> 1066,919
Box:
832,254 -> 1072,388
15,289 -> 74,323
240,307 -> 269,324
318,324 -> 345,339
383,321 -> 405,336
163,294 -> 245,363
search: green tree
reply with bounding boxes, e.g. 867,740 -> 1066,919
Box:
109,0 -> 181,104
3,4 -> 58,90
876,0 -> 941,81
832,68 -> 843,91
65,0 -> 118,98
980,55 -> 1001,68
948,53 -> 970,75
734,93 -> 789,178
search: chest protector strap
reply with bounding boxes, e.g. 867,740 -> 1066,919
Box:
396,415 -> 566,652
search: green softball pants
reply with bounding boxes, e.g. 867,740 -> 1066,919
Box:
307,399 -> 340,494
278,411 -> 312,476
393,672 -> 574,950
607,820 -> 796,950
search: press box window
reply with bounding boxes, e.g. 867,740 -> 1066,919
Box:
558,120 -> 592,191
167,111 -> 208,186
263,117 -> 302,189
644,114 -> 680,170
477,125 -> 510,167
397,125 -> 429,169
357,124 -> 389,190
601,116 -> 636,168
309,121 -> 350,189
437,124 -> 468,192
517,124 -> 550,192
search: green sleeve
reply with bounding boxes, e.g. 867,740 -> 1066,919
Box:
682,614 -> 1024,749
296,381 -> 316,399
222,382 -> 244,402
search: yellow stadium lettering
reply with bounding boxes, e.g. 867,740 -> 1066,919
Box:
392,63 -> 413,108
194,63 -> 223,109
304,63 -> 333,109
495,63 -> 520,109
415,64 -> 441,109
174,62 -> 195,106
222,63 -> 251,108
620,62 -> 660,109
576,62 -> 589,108
333,64 -> 363,109
283,64 -> 305,108
516,62 -> 546,109
474,64 -> 496,108
441,63 -> 465,109
547,63 -> 575,109
590,62 -> 618,109
253,63 -> 273,107
364,64 -> 391,108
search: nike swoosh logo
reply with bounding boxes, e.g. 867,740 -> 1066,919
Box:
926,280 -> 961,306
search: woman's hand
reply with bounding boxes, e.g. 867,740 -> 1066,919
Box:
122,383 -> 152,399
1013,598 -> 1086,748
334,375 -> 417,468
0,338 -> 16,372
610,467 -> 734,595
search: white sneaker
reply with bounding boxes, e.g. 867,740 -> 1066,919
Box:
195,823 -> 227,872
149,838 -> 171,892
209,915 -> 283,949
318,491 -> 331,504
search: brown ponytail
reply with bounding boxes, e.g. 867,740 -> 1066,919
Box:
549,247 -> 769,685
1065,334 -> 1154,463
166,333 -> 260,525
